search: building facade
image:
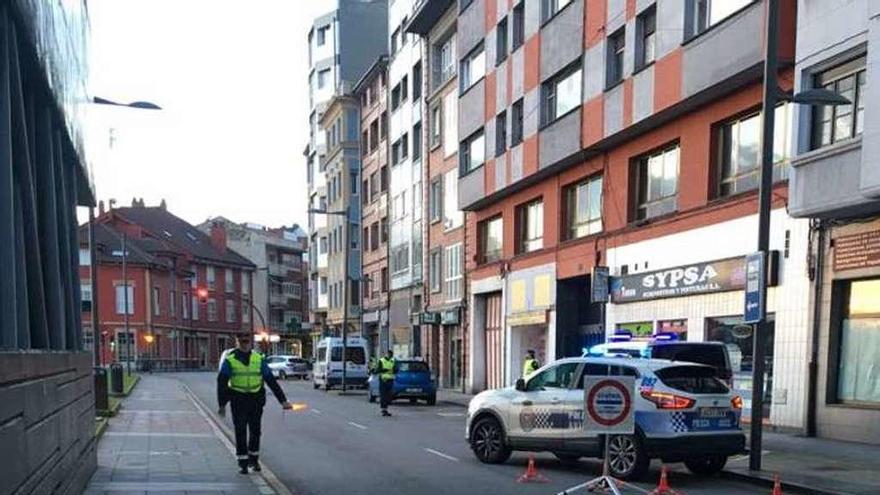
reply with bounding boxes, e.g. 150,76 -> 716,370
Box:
354,57 -> 391,359
0,1 -> 96,491
197,218 -> 310,357
306,1 -> 388,338
91,203 -> 256,369
409,0 -> 467,390
788,0 -> 880,443
387,0 -> 426,359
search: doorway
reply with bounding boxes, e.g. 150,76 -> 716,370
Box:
446,326 -> 462,389
484,292 -> 503,390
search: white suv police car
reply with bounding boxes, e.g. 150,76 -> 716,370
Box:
466,357 -> 745,480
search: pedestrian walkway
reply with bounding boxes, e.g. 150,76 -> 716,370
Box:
435,388 -> 474,407
725,432 -> 880,495
85,375 -> 280,495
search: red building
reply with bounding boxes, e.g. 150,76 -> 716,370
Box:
80,202 -> 255,369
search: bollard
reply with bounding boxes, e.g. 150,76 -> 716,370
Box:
94,367 -> 109,411
110,363 -> 124,394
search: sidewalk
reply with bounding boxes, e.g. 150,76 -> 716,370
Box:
85,375 -> 283,495
436,388 -> 475,407
724,432 -> 880,495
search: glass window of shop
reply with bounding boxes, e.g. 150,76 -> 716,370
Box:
657,319 -> 688,340
616,322 -> 653,340
832,278 -> 880,404
706,315 -> 775,419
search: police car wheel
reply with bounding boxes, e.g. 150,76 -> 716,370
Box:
606,435 -> 649,480
470,416 -> 511,464
684,454 -> 727,476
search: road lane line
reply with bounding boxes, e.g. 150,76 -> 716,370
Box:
437,412 -> 465,417
423,448 -> 459,462
311,408 -> 323,415
347,421 -> 368,430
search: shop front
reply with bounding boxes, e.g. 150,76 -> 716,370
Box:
505,264 -> 556,387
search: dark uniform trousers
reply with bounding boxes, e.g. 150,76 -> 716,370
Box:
230,391 -> 265,464
379,378 -> 394,410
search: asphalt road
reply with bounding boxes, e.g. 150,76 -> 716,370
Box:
174,372 -> 772,495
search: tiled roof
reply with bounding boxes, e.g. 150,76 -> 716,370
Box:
78,223 -> 166,267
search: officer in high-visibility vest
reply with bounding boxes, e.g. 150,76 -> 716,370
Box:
377,350 -> 396,417
218,333 -> 292,474
522,349 -> 540,378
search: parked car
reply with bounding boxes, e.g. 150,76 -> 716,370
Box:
466,357 -> 745,480
265,355 -> 310,380
367,359 -> 437,405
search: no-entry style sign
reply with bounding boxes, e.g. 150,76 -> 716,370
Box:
583,376 -> 635,434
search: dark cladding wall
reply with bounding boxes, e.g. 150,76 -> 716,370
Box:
0,2 -> 95,493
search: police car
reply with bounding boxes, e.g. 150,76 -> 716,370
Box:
465,357 -> 745,480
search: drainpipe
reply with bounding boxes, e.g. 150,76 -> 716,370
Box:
806,220 -> 826,437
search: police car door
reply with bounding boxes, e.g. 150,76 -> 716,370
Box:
562,363 -> 609,453
509,362 -> 580,450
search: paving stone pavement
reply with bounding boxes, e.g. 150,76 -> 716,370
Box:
85,375 -> 276,495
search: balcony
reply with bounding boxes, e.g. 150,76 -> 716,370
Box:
269,292 -> 290,307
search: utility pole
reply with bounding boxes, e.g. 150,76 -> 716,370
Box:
89,207 -> 101,366
341,205 -> 350,393
122,232 -> 131,375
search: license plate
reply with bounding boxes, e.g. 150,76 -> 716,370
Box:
700,407 -> 729,418
406,388 -> 422,393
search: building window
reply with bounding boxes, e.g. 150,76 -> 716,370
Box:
443,92 -> 458,157
636,6 -> 656,70
496,17 -> 508,65
192,296 -> 199,321
363,179 -> 370,205
391,82 -> 403,111
444,243 -> 463,302
542,0 -> 572,22
391,245 -> 410,273
401,75 -> 408,102
363,226 -> 370,252
606,28 -> 625,87
511,99 -> 524,146
460,44 -> 486,93
512,2 -> 525,50
430,105 -> 442,147
319,276 -> 328,295
182,292 -> 189,319
634,144 -> 679,220
225,300 -> 235,323
413,123 -> 422,162
381,217 -> 388,243
832,278 -> 880,404
115,285 -> 134,315
543,63 -> 582,124
690,0 -> 751,37
242,301 -> 250,323
81,283 -> 92,312
170,289 -> 176,317
207,299 -> 218,322
380,111 -> 388,139
412,61 -> 422,100
718,103 -> 792,197
495,111 -> 507,156
429,177 -> 442,223
443,169 -> 463,229
429,249 -> 442,293
206,266 -> 215,290
225,269 -> 234,292
479,216 -> 503,264
351,224 -> 359,249
79,248 -> 90,266
812,56 -> 867,149
242,272 -> 249,295
381,267 -> 389,292
460,129 -> 485,174
350,280 -> 359,307
563,175 -> 603,240
391,27 -> 400,54
318,68 -> 331,89
433,31 -> 457,90
370,119 -> 379,151
82,327 -> 93,351
380,165 -> 388,192
370,222 -> 379,251
370,172 -> 379,201
392,136 -> 406,165
516,199 -> 544,254
317,25 -> 329,46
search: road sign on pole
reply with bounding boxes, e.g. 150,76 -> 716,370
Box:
583,376 -> 635,434
744,252 -> 765,324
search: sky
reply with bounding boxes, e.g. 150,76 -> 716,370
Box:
84,0 -> 335,228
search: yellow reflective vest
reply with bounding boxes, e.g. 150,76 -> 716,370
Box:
227,352 -> 264,393
523,358 -> 539,378
379,357 -> 396,381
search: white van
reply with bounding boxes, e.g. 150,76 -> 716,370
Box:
313,337 -> 369,390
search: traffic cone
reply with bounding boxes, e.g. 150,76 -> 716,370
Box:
648,465 -> 680,495
516,455 -> 549,483
771,475 -> 783,495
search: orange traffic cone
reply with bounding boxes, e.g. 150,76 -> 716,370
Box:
648,465 -> 680,495
516,455 -> 549,483
771,475 -> 783,495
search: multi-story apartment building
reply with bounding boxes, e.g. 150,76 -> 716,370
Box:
306,1 -> 388,336
198,218 -> 310,356
92,202 -> 256,368
409,1 -> 467,390
454,0 -> 815,432
354,56 -> 391,358
320,94 -> 363,337
387,0 -> 425,358
788,0 -> 880,443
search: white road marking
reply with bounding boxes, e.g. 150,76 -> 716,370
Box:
311,409 -> 323,415
437,412 -> 465,417
347,421 -> 368,430
423,448 -> 459,462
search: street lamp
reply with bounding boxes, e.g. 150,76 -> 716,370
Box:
308,207 -> 353,393
749,0 -> 851,471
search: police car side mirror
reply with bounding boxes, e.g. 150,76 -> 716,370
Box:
515,378 -> 526,392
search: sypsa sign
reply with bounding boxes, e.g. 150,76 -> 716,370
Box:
583,376 -> 635,435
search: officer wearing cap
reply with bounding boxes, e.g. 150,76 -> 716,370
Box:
522,349 -> 540,379
218,332 -> 292,474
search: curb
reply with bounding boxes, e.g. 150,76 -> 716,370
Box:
179,381 -> 296,495
720,470 -> 855,495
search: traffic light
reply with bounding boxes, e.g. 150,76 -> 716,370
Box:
196,287 -> 209,304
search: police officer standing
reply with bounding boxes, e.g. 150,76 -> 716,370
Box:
377,350 -> 396,417
218,333 -> 292,474
522,349 -> 540,378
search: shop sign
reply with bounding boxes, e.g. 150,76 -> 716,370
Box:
833,230 -> 880,271
610,253 -> 779,303
420,312 -> 440,325
591,266 -> 610,303
440,308 -> 460,325
743,252 -> 765,324
508,310 -> 547,327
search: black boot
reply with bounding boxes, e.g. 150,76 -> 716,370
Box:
238,459 -> 249,474
249,455 -> 261,472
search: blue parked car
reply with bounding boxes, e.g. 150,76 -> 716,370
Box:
367,359 -> 437,406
